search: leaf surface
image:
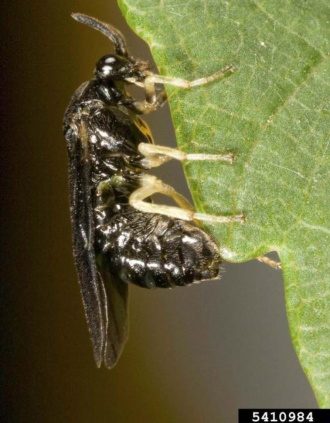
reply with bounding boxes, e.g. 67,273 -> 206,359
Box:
119,0 -> 330,406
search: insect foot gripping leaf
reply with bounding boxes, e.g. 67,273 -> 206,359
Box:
119,0 -> 330,406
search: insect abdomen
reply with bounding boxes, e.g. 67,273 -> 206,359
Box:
97,210 -> 221,288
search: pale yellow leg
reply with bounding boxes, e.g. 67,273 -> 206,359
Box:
138,142 -> 234,168
129,175 -> 244,224
257,256 -> 281,270
142,65 -> 236,89
125,65 -> 236,114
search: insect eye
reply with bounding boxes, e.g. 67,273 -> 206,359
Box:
95,55 -> 115,77
95,54 -> 131,79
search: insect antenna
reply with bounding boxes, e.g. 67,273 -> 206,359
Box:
71,13 -> 128,57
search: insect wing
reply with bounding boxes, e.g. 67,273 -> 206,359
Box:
65,121 -> 128,368
97,257 -> 129,368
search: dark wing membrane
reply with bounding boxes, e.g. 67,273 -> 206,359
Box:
64,119 -> 128,368
97,256 -> 129,368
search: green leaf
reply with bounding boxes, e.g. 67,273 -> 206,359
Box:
118,0 -> 330,406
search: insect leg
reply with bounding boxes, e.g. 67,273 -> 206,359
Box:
144,64 -> 236,89
126,64 -> 235,114
129,175 -> 244,224
125,84 -> 167,114
138,143 -> 234,168
257,256 -> 281,270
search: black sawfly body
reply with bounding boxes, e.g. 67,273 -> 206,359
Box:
63,13 -> 242,368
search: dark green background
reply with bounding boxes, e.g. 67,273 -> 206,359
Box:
1,1 -> 317,422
